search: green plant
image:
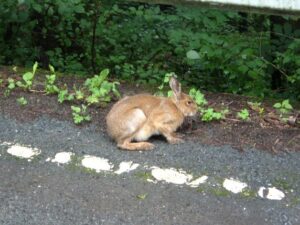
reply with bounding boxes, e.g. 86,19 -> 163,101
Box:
71,105 -> 91,124
273,99 -> 293,115
247,101 -> 264,115
16,62 -> 38,90
74,88 -> 84,100
84,69 -> 120,105
155,72 -> 175,97
1,2 -> 299,100
4,78 -> 16,96
58,86 -> 74,103
45,65 -> 59,94
201,108 -> 228,122
237,109 -> 250,120
136,193 -> 148,200
189,88 -> 208,107
17,97 -> 28,106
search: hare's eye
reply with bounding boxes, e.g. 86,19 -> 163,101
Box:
187,101 -> 192,105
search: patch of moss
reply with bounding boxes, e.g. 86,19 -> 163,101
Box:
66,155 -> 82,171
289,196 -> 300,207
135,171 -> 154,181
240,188 -> 257,199
272,178 -> 293,191
196,187 -> 205,193
210,187 -> 231,197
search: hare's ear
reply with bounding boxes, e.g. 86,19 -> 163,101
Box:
169,76 -> 181,100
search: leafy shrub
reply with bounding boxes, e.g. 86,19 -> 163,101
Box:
0,1 -> 299,100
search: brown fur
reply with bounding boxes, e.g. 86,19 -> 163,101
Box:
106,77 -> 198,151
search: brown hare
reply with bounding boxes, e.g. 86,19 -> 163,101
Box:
106,77 -> 198,151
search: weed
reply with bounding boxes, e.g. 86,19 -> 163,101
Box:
155,72 -> 175,97
247,101 -> 264,115
237,109 -> 250,121
16,62 -> 38,90
58,86 -> 74,103
84,69 -> 120,105
201,108 -> 228,122
74,88 -> 84,100
273,99 -> 293,115
45,65 -> 59,94
71,105 -> 91,124
5,78 -> 16,96
189,88 -> 207,107
17,97 -> 28,106
137,193 -> 148,200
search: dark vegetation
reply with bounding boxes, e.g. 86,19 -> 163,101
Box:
0,1 -> 299,152
1,0 -> 300,99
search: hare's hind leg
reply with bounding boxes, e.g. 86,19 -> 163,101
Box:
116,108 -> 155,151
117,139 -> 154,151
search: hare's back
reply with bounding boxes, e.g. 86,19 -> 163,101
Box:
110,94 -> 161,115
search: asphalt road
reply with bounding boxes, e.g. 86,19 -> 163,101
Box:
0,114 -> 299,225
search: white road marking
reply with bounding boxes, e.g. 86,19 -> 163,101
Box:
51,152 -> 74,164
114,161 -> 139,174
258,187 -> 285,200
223,178 -> 248,194
0,142 -> 289,201
151,167 -> 193,185
188,176 -> 209,188
81,155 -> 113,172
7,144 -> 40,160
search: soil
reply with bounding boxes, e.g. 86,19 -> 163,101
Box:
1,66 -> 299,153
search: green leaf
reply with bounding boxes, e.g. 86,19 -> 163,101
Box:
32,61 -> 38,75
16,81 -> 24,88
67,94 -> 75,101
273,103 -> 282,109
186,50 -> 200,60
49,64 -> 55,73
73,114 -> 84,124
238,65 -> 248,74
17,97 -> 28,106
75,90 -> 84,100
99,68 -> 110,83
86,95 -> 99,104
282,99 -> 293,110
167,90 -> 173,97
23,72 -> 34,82
237,109 -> 249,120
71,106 -> 81,113
84,115 -> 91,121
58,89 -> 68,103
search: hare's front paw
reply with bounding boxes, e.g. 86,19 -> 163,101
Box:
142,142 -> 155,150
174,133 -> 185,139
168,137 -> 184,145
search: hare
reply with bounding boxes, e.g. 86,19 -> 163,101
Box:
106,77 -> 198,151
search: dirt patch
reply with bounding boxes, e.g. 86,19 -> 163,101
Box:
0,67 -> 299,153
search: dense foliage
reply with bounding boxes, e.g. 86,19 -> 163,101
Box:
0,0 -> 299,100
